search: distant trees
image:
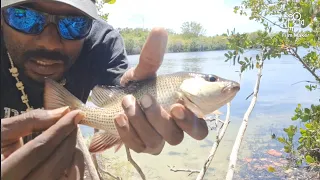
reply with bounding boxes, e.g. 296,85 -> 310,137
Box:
180,21 -> 206,38
117,21 -> 260,55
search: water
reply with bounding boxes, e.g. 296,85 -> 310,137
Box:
80,50 -> 319,180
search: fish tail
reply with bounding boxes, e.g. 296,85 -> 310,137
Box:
43,78 -> 83,110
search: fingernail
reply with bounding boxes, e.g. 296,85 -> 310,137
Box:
115,114 -> 127,127
123,95 -> 134,108
123,95 -> 136,116
50,106 -> 70,115
141,94 -> 152,109
172,107 -> 185,120
74,111 -> 85,125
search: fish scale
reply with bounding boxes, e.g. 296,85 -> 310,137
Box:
80,73 -> 187,134
43,72 -> 240,154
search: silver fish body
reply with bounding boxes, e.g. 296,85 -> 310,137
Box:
44,72 -> 240,153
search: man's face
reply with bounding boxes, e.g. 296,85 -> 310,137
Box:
1,1 -> 89,83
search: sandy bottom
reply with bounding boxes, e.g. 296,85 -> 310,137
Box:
80,111 -> 304,180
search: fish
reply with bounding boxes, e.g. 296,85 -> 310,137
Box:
43,72 -> 240,154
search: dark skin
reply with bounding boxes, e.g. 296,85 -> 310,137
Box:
1,1 -> 209,179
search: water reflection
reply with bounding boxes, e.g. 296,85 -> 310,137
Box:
181,58 -> 205,72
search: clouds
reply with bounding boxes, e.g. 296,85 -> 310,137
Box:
102,0 -> 263,36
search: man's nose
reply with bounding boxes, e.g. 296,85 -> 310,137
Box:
35,24 -> 63,51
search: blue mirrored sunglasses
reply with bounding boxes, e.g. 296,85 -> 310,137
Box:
2,6 -> 93,40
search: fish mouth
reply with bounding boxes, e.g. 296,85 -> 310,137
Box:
221,81 -> 240,94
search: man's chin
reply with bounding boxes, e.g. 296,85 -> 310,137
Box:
25,71 -> 64,84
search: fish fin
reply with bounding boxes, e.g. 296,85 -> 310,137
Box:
91,81 -> 143,107
89,132 -> 122,154
44,78 -> 83,110
91,85 -> 126,107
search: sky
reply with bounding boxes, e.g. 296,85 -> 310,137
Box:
101,0 -> 265,36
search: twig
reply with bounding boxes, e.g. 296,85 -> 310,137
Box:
196,103 -> 232,180
76,126 -> 100,180
288,48 -> 320,82
97,165 -> 122,180
125,146 -> 146,180
225,61 -> 264,180
205,118 -> 224,124
245,92 -> 254,100
258,14 -> 287,29
92,128 -> 103,180
291,80 -> 319,86
167,165 -> 200,176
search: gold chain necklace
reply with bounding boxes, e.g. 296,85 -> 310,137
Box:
7,52 -> 66,112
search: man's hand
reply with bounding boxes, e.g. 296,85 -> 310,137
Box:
1,107 -> 85,180
118,28 -> 209,155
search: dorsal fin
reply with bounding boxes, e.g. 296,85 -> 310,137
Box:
91,79 -> 154,107
91,85 -> 126,107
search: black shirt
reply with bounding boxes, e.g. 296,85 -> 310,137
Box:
1,17 -> 128,142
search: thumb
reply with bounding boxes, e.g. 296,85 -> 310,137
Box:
1,107 -> 70,142
120,28 -> 167,86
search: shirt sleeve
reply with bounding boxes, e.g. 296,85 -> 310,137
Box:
86,18 -> 129,87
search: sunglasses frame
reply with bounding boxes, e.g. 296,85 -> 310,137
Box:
2,5 -> 94,40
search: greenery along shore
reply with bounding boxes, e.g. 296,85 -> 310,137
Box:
117,21 -> 260,55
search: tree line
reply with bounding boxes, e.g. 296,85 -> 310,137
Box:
116,21 -> 261,55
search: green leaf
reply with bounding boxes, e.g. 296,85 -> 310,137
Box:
256,54 -> 260,61
305,123 -> 312,129
104,0 -> 116,4
284,145 -> 291,153
300,128 -> 307,136
277,137 -> 286,143
305,155 -> 315,164
291,115 -> 298,121
304,108 -> 310,114
301,115 -> 310,122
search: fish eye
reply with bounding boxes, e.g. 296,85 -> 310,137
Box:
206,75 -> 217,82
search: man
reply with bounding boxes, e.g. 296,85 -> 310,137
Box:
1,0 -> 209,179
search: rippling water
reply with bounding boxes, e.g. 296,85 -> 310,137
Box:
80,49 -> 319,180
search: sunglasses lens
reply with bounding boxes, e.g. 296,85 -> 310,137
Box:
4,7 -> 45,34
58,17 -> 92,40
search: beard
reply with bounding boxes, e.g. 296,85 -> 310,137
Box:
3,34 -> 75,86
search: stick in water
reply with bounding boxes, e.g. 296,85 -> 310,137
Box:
225,61 -> 264,180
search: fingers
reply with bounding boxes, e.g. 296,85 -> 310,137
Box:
135,27 -> 168,80
139,94 -> 184,146
1,110 -> 84,180
24,129 -> 78,180
1,138 -> 23,159
1,106 -> 70,142
114,114 -> 146,153
170,104 -> 208,140
116,95 -> 165,154
63,149 -> 85,180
